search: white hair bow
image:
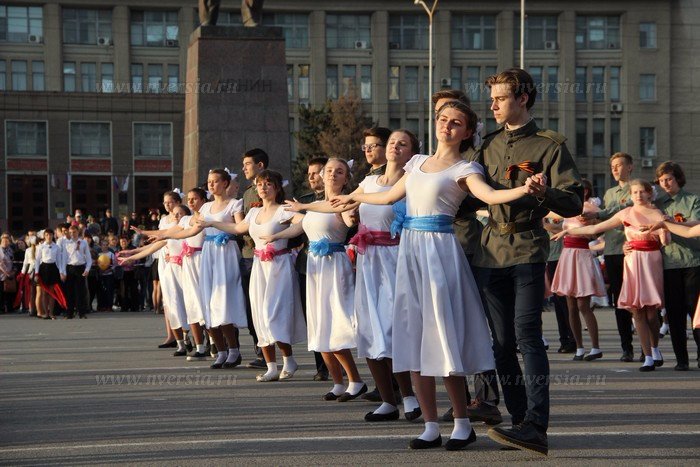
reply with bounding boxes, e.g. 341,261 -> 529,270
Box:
205,190 -> 213,200
347,159 -> 355,169
588,197 -> 602,207
223,167 -> 238,181
282,179 -> 289,187
473,121 -> 484,148
172,188 -> 182,195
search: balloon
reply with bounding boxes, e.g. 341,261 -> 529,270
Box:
97,254 -> 111,271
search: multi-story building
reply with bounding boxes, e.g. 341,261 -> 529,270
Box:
1,0 -> 697,234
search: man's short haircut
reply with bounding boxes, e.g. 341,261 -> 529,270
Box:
308,156 -> 329,168
655,161 -> 686,188
485,68 -> 537,110
431,89 -> 471,107
610,152 -> 633,165
363,127 -> 392,146
242,148 -> 269,168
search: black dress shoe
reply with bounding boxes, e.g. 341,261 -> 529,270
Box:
246,358 -> 266,369
487,422 -> 548,456
185,340 -> 194,353
361,387 -> 382,402
405,407 -> 422,421
639,364 -> 655,372
619,350 -> 634,362
409,435 -> 442,450
338,383 -> 368,402
323,391 -> 340,401
158,341 -> 177,349
573,354 -> 584,361
653,359 -> 663,367
313,370 -> 329,381
584,352 -> 603,361
210,360 -> 224,369
557,343 -> 576,353
445,429 -> 477,451
639,354 -> 645,363
223,354 -> 242,369
173,349 -> 187,357
674,363 -> 689,371
364,409 -> 400,422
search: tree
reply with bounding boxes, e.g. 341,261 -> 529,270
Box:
290,103 -> 331,197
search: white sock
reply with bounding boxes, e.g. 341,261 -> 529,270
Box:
347,381 -> 365,395
214,351 -> 227,365
176,339 -> 186,351
644,355 -> 655,366
588,348 -> 602,356
263,362 -> 278,377
196,344 -> 206,354
226,348 -> 241,363
542,336 -> 549,346
330,384 -> 345,396
651,347 -> 663,360
659,323 -> 669,334
373,402 -> 397,415
403,395 -> 420,413
419,421 -> 440,441
282,355 -> 298,373
451,417 -> 473,440
576,348 -> 585,357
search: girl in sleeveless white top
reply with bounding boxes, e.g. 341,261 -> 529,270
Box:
331,103 -> 537,449
201,171 -> 306,382
269,159 -> 367,401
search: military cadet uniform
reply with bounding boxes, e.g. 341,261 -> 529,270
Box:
595,182 -> 634,360
240,183 -> 264,364
474,119 -> 583,433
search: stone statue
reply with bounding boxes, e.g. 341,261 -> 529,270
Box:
241,0 -> 264,27
199,0 -> 221,26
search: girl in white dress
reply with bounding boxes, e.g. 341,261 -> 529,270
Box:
267,159 -> 367,401
199,170 -> 306,382
331,101 -> 538,450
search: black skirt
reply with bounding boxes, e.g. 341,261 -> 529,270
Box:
150,259 -> 159,281
39,262 -> 60,286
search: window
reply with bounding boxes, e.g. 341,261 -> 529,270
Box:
101,63 -> 113,93
6,121 -> 47,156
639,74 -> 656,101
576,118 -> 587,156
32,60 -> 43,91
450,67 -> 462,93
286,65 -> 294,101
70,122 -> 111,157
298,64 -> 309,103
342,65 -> 356,97
548,118 -> 559,132
389,66 -> 400,101
11,60 -> 27,91
592,119 -> 605,157
547,66 -> 558,101
639,22 -> 656,49
133,123 -> 172,157
575,66 -> 587,102
167,64 -> 178,93
610,66 -> 620,102
203,11 -> 240,27
326,14 -> 370,49
131,63 -> 143,93
515,14 -> 557,49
263,13 -> 308,48
640,127 -> 656,157
389,14 -> 428,50
0,60 -> 5,90
62,8 -> 112,44
360,65 -> 371,100
592,66 -> 605,102
610,119 -> 621,154
64,62 -> 76,92
483,66 -> 497,101
452,15 -> 496,50
592,174 -> 606,199
326,65 -> 338,100
81,62 -> 97,92
0,6 -> 43,42
529,66 -> 543,97
576,16 -> 620,49
147,64 -> 163,93
405,66 -> 419,102
130,10 -> 179,47
465,66 -> 481,103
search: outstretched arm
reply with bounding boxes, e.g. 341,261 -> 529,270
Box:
285,198 -> 361,214
663,221 -> 700,239
551,216 -> 622,241
258,214 -> 305,243
330,175 -> 407,208
120,240 -> 166,263
465,173 -> 530,205
196,220 -> 248,236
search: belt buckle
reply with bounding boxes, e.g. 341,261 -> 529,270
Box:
498,222 -> 515,235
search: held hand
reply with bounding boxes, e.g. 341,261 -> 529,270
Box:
622,241 -> 633,256
150,232 -> 166,241
258,234 -> 276,245
283,199 -> 303,212
195,219 -> 211,229
525,173 -> 547,197
550,229 -> 568,241
329,194 -> 352,207
130,226 -> 143,235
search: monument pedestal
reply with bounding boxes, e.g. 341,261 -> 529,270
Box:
183,26 -> 290,190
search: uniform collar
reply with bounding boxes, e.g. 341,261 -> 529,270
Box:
366,164 -> 387,176
504,118 -> 538,143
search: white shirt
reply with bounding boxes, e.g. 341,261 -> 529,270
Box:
35,243 -> 66,275
61,238 -> 92,270
21,247 -> 36,275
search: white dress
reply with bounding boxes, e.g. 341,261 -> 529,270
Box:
179,215 -> 206,325
393,154 -> 496,377
157,217 -> 189,331
199,199 -> 247,328
355,175 -> 400,360
302,208 -> 355,352
246,206 -> 306,346
156,217 -> 174,281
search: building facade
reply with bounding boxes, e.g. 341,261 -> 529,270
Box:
0,0 -> 696,234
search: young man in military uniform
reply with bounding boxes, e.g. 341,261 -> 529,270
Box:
474,68 -> 583,455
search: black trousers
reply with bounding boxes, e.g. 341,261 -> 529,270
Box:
65,265 -> 88,317
663,267 -> 700,364
605,254 -> 633,353
546,261 -> 575,347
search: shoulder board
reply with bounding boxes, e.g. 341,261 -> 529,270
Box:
536,129 -> 566,145
483,127 -> 504,140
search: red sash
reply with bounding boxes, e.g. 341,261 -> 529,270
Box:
254,245 -> 290,261
563,237 -> 590,249
349,224 -> 401,254
628,240 -> 661,251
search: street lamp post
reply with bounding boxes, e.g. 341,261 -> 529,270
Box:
414,0 -> 438,155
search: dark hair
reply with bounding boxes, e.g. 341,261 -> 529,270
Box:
436,100 -> 478,152
581,179 -> 593,201
173,204 -> 191,216
432,89 -> 471,107
254,170 -> 286,204
163,191 -> 182,203
188,187 -> 208,201
44,228 -> 54,236
208,168 -> 231,187
242,148 -> 269,168
655,161 -> 686,188
610,152 -> 633,166
629,178 -> 654,194
308,156 -> 329,168
390,129 -> 421,154
485,68 -> 537,110
363,127 -> 392,146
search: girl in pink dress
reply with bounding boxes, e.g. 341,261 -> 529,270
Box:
554,179 -> 669,371
550,179 -> 606,361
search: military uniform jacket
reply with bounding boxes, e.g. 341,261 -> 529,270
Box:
241,184 -> 262,259
453,146 -> 485,256
473,119 -> 583,268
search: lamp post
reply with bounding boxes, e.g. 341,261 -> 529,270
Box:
414,0 -> 438,155
520,0 -> 525,69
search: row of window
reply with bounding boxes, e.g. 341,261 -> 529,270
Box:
5,121 -> 173,158
575,118 -> 657,159
0,6 -> 658,51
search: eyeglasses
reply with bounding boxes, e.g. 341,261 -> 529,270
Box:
361,143 -> 384,151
